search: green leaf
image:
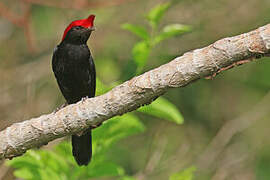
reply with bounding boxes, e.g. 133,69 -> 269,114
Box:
13,168 -> 40,180
147,2 -> 171,28
170,166 -> 196,180
154,24 -> 191,44
96,78 -> 111,95
96,78 -> 121,96
255,148 -> 270,180
6,152 -> 41,169
137,97 -> 184,124
93,113 -> 145,151
132,41 -> 151,74
8,113 -> 145,180
122,23 -> 150,40
87,162 -> 125,178
8,149 -> 72,180
86,114 -> 145,178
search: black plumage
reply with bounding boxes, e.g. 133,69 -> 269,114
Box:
52,25 -> 96,166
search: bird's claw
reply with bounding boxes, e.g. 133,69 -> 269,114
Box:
81,96 -> 88,102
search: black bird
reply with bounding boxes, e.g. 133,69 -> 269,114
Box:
52,15 -> 96,166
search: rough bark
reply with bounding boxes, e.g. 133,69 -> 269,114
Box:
1,24 -> 270,160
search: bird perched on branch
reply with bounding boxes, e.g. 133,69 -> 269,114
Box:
52,15 -> 96,166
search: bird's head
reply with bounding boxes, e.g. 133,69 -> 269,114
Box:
61,15 -> 95,44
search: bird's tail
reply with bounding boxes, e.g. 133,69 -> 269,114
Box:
72,128 -> 92,166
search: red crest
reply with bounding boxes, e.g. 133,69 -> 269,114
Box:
62,15 -> 95,40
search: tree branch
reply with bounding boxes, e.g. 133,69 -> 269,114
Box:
1,24 -> 270,160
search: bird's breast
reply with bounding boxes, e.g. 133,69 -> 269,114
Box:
65,44 -> 90,62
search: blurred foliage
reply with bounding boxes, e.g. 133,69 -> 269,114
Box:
122,2 -> 190,74
7,114 -> 144,180
1,0 -> 270,179
169,166 -> 196,180
7,2 -> 186,180
255,146 -> 270,180
137,97 -> 183,124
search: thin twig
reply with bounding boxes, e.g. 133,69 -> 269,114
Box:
0,2 -> 23,26
196,91 -> 270,171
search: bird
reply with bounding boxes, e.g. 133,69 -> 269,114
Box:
52,14 -> 96,166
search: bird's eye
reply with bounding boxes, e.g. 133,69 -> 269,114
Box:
74,26 -> 81,30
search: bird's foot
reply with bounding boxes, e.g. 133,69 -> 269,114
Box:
53,102 -> 68,113
81,96 -> 89,102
